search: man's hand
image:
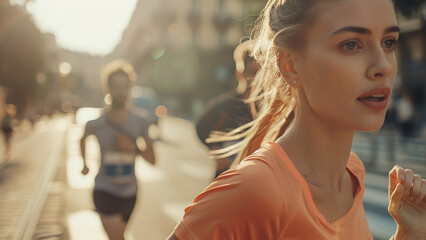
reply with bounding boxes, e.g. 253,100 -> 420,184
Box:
81,165 -> 89,175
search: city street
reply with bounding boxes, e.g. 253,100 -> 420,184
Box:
2,1 -> 426,240
65,108 -> 214,240
65,108 -> 422,240
0,109 -> 425,240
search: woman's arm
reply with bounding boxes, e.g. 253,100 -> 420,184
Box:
388,165 -> 426,240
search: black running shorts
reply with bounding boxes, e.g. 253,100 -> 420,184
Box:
93,190 -> 137,222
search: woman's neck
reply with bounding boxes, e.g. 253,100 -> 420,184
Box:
277,109 -> 354,191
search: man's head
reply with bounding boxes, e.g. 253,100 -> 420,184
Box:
101,59 -> 136,108
233,40 -> 259,94
234,40 -> 259,81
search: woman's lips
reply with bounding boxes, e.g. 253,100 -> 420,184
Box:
357,87 -> 390,111
357,97 -> 389,110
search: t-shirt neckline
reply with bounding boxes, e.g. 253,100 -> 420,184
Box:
266,142 -> 362,225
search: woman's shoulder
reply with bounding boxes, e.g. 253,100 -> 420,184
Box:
176,146 -> 297,239
208,145 -> 296,209
214,155 -> 282,199
185,156 -> 286,228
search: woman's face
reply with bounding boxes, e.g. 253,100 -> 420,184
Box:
293,0 -> 399,131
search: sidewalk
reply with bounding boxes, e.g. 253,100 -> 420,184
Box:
0,120 -> 35,170
62,113 -> 426,240
0,115 -> 71,240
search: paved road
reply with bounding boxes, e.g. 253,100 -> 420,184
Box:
65,108 -> 214,240
2,110 -> 422,240
62,108 -> 426,240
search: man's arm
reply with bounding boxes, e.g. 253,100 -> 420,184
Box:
139,136 -> 155,165
80,128 -> 90,175
138,117 -> 156,165
166,233 -> 179,240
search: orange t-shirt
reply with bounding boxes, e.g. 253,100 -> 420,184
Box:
174,142 -> 373,240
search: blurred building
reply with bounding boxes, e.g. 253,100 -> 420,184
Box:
396,4 -> 426,123
0,1 -> 45,116
57,49 -> 104,108
41,0 -> 426,122
43,34 -> 104,111
0,87 -> 6,122
37,33 -> 62,115
106,0 -> 266,119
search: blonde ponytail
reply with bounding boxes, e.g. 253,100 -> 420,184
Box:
208,0 -> 329,164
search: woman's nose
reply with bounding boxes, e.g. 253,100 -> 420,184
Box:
366,45 -> 395,81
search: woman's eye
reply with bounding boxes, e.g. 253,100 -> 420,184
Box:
383,39 -> 398,50
341,41 -> 360,51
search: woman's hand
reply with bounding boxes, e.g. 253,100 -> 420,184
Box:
388,165 -> 426,239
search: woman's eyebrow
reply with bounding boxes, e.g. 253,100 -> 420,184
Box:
331,26 -> 371,36
384,26 -> 400,34
331,25 -> 400,36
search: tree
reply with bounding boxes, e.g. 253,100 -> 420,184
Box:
0,1 -> 46,115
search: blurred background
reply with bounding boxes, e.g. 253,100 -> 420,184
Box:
0,0 -> 425,239
0,0 -> 268,120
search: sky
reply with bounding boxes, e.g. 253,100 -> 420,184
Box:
12,0 -> 139,56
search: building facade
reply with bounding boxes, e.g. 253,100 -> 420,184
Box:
397,6 -> 426,105
107,0 -> 266,119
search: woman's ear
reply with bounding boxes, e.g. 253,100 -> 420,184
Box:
277,49 -> 299,86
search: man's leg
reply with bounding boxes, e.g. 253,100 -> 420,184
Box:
99,213 -> 127,240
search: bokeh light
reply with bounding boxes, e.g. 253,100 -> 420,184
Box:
59,62 -> 72,77
104,93 -> 112,105
131,86 -> 143,98
151,47 -> 166,60
61,101 -> 72,112
35,72 -> 47,84
155,105 -> 168,118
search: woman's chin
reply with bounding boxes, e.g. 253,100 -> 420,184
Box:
356,121 -> 385,132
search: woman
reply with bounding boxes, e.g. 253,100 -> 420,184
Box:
167,0 -> 426,239
80,59 -> 156,240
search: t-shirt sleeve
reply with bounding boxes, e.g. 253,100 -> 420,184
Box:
132,108 -> 154,139
174,158 -> 285,240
